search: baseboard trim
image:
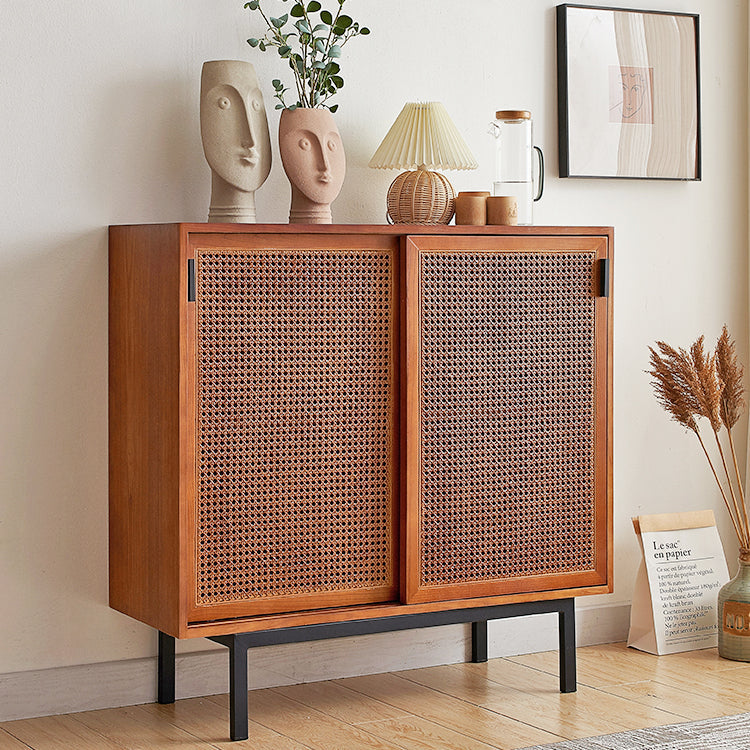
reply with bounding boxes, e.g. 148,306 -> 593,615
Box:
0,602 -> 630,722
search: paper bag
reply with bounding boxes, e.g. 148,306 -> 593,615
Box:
628,510 -> 729,655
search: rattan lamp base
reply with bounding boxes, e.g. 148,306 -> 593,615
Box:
387,166 -> 455,224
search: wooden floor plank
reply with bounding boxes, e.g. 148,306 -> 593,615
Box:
510,641 -> 750,688
71,704 -> 210,749
363,715 -> 503,750
462,657 -> 563,693
6,643 -> 750,750
335,672 -> 562,749
0,726 -> 36,749
272,680 -> 413,725
1,714 -> 127,750
141,697 -> 310,749
482,684 -> 686,739
649,662 -> 750,707
598,679 -> 747,721
0,732 -> 28,750
397,661 -> 686,739
652,646 -> 750,674
210,689 -> 405,750
400,662 -> 537,705
508,642 -> 665,687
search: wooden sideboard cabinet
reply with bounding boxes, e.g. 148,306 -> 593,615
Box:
109,223 -> 613,740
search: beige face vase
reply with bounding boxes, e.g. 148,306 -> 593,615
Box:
200,60 -> 272,223
279,108 -> 346,224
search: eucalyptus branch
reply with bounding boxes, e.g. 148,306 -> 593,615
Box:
300,5 -> 315,104
243,0 -> 369,111
314,3 -> 342,99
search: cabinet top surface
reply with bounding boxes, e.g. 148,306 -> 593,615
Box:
109,222 -> 613,238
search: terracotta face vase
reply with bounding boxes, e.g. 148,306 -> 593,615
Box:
279,108 -> 346,224
200,60 -> 272,223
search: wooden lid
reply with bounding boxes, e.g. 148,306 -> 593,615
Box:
495,110 -> 531,120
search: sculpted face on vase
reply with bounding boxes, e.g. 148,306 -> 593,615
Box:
279,108 -> 346,224
200,60 -> 272,223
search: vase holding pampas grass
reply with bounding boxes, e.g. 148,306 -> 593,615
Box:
649,326 -> 750,660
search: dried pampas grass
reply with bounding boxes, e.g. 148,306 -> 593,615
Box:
649,326 -> 748,547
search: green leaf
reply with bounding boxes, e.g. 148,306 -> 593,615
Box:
329,104 -> 339,113
320,9 -> 332,23
270,14 -> 287,27
360,26 -> 370,35
247,37 -> 260,47
259,41 -> 266,51
314,38 -> 326,53
275,103 -> 284,109
331,75 -> 344,88
325,61 -> 340,74
290,3 -> 304,16
313,23 -> 328,32
312,60 -> 326,69
244,0 -> 260,9
278,45 -> 291,56
307,0 -> 321,10
272,78 -> 283,88
336,14 -> 352,29
328,44 -> 342,58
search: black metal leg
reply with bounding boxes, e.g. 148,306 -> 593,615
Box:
558,599 -> 577,693
199,599 -> 579,741
471,621 -> 488,663
227,636 -> 249,742
157,631 -> 176,704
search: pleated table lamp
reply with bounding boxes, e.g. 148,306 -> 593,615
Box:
369,102 -> 478,224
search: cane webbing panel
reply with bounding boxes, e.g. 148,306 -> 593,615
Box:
418,250 -> 597,587
195,248 -> 394,605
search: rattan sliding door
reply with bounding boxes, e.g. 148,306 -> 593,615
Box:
187,235 -> 399,622
403,235 -> 610,604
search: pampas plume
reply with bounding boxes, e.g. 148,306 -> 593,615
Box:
648,327 -> 748,547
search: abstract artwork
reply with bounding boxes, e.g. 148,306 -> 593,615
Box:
557,4 -> 700,180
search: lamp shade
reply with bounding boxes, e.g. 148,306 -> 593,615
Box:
369,102 -> 478,171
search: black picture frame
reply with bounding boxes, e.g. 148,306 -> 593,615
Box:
557,4 -> 701,180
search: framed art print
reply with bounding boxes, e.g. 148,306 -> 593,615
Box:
557,4 -> 701,179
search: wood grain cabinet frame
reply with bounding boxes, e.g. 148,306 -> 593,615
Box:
109,224 -> 613,640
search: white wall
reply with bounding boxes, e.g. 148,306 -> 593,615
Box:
1,0 -> 747,718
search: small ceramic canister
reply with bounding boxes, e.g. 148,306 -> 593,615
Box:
455,191 -> 490,225
487,196 -> 518,226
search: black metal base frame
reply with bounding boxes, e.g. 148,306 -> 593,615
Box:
158,598 -> 577,742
